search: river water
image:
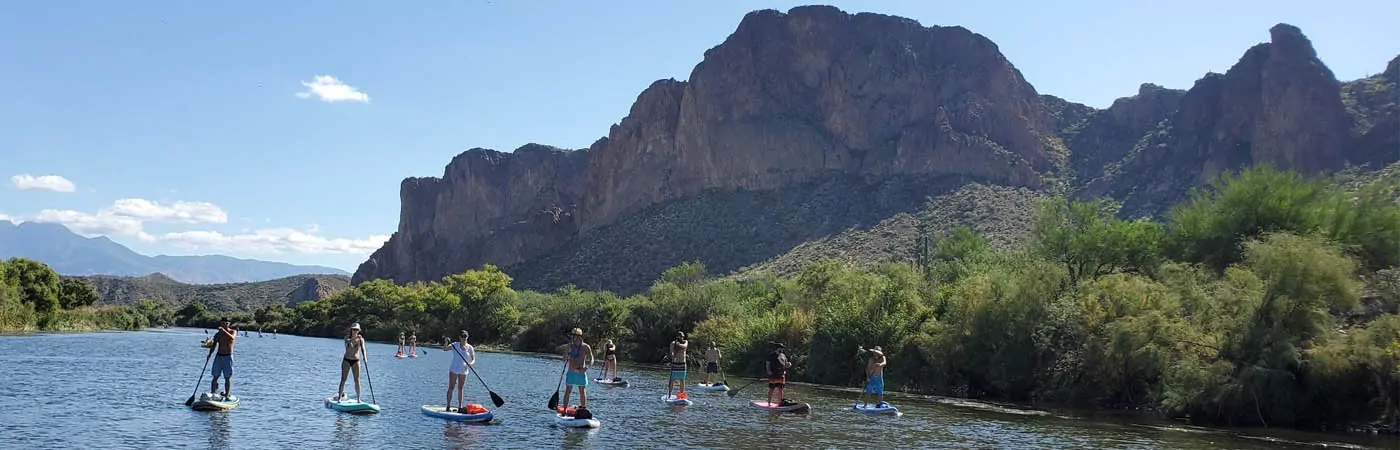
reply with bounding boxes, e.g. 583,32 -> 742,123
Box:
0,329 -> 1395,449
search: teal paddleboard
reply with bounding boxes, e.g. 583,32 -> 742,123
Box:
325,396 -> 380,415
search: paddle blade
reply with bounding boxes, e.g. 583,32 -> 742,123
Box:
547,392 -> 560,411
490,391 -> 505,408
184,395 -> 195,406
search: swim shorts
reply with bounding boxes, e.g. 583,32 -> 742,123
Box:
705,362 -> 718,373
566,369 -> 588,387
865,374 -> 884,395
212,354 -> 233,378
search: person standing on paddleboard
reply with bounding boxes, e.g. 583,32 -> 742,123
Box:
336,323 -> 368,401
409,333 -> 418,355
667,331 -> 689,398
704,342 -> 722,385
863,346 -> 887,407
441,330 -> 476,412
767,342 -> 791,405
208,319 -> 237,398
602,339 -> 618,380
397,332 -> 406,356
561,328 -> 594,410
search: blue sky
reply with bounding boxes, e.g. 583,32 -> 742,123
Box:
2,0 -> 1396,271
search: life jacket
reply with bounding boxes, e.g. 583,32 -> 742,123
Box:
463,403 -> 488,414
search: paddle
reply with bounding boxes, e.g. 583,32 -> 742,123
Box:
184,352 -> 214,406
451,343 -> 504,407
546,362 -> 567,411
727,378 -> 764,397
361,346 -> 377,404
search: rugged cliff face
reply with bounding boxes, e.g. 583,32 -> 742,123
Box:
355,6 -> 1398,294
1082,24 -> 1372,215
355,5 -> 1061,286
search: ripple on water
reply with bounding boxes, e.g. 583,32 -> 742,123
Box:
2,330 -> 1397,450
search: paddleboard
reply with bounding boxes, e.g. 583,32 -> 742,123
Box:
325,396 -> 381,415
852,402 -> 901,415
594,378 -> 628,387
191,393 -> 240,411
421,404 -> 494,423
554,413 -> 601,429
694,382 -> 730,392
750,400 -> 810,413
396,354 -> 406,359
661,394 -> 693,406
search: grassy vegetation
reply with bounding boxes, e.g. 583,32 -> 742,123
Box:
0,258 -> 169,333
275,165 -> 1400,432
68,272 -> 350,312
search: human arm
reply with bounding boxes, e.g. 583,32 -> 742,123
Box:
466,345 -> 476,366
585,344 -> 594,368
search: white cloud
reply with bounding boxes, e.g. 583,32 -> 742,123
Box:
160,228 -> 389,255
10,174 -> 76,193
31,209 -> 145,237
295,75 -> 370,103
109,198 -> 227,224
0,213 -> 15,224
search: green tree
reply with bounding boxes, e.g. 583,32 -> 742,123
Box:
1317,178 -> 1400,271
1031,197 -> 1163,289
7,258 -> 60,313
58,279 -> 100,309
1167,166 -> 1326,271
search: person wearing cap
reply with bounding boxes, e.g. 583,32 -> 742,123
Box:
863,346 -> 888,407
336,322 -> 368,401
561,328 -> 594,410
441,330 -> 476,411
766,342 -> 792,405
667,331 -> 689,398
208,319 -> 237,399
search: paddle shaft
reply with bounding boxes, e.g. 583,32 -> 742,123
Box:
361,346 -> 376,404
547,356 -> 567,411
451,342 -> 504,407
729,377 -> 764,397
185,352 -> 214,405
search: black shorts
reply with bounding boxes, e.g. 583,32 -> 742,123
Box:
705,362 -> 718,373
768,376 -> 786,388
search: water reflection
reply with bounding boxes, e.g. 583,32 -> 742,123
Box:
560,426 -> 598,449
442,422 -> 485,448
331,411 -> 361,447
206,410 -> 231,449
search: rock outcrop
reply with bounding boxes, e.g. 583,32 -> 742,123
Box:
1083,24 -> 1367,215
354,7 -> 1398,294
354,5 -> 1060,287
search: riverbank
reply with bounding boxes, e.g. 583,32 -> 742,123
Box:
0,305 -> 153,333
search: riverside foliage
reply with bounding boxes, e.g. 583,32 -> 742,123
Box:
0,257 -> 169,332
261,166 -> 1398,431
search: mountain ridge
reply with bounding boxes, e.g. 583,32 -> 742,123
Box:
0,221 -> 350,284
354,5 -> 1399,294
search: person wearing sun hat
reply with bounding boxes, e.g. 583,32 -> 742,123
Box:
766,342 -> 791,405
560,327 -> 594,412
336,322 -> 367,401
863,345 -> 888,407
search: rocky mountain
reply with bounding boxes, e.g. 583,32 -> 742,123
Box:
68,273 -> 350,312
0,221 -> 350,283
355,6 -> 1399,295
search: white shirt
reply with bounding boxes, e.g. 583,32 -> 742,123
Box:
449,342 -> 475,374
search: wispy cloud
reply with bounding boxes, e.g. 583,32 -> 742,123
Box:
11,198 -> 385,257
10,174 -> 76,193
108,198 -> 227,224
160,228 -> 390,255
295,75 -> 370,103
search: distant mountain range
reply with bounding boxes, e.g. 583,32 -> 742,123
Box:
69,272 -> 350,312
0,221 -> 351,284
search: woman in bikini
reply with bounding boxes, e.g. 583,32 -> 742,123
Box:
602,339 -> 618,380
336,323 -> 367,401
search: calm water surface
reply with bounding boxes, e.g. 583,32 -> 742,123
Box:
1,329 -> 1395,449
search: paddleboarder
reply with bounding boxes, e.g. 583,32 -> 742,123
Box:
409,333 -> 418,356
336,323 -> 368,402
602,339 -> 619,380
397,332 -> 406,356
208,319 -> 237,398
704,342 -> 722,385
667,331 -> 689,398
863,346 -> 887,407
561,328 -> 594,410
766,342 -> 791,406
442,330 -> 477,411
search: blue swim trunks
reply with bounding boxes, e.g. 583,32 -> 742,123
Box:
865,374 -> 884,394
212,354 -> 233,378
669,362 -> 686,381
566,369 -> 588,387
